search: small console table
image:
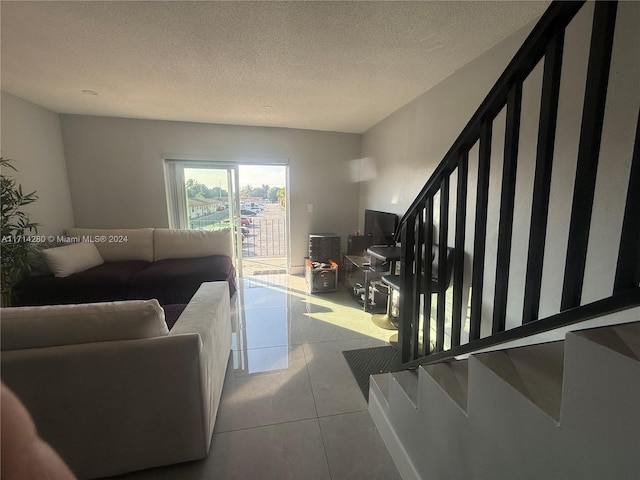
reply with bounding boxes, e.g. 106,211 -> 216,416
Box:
366,246 -> 403,331
343,254 -> 387,313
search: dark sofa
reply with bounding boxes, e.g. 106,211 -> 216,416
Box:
13,227 -> 236,307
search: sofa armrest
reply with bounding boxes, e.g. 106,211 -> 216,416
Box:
170,281 -> 232,449
2,335 -> 207,479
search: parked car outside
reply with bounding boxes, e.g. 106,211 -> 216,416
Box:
244,201 -> 263,211
240,209 -> 257,216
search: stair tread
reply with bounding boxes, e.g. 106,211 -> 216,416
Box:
571,322 -> 640,361
474,341 -> 564,420
421,359 -> 469,411
392,369 -> 419,407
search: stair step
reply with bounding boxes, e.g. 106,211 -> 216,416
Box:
558,322 -> 640,478
571,321 -> 640,361
473,341 -> 564,421
370,372 -> 391,407
421,359 -> 469,412
372,321 -> 640,479
391,369 -> 419,408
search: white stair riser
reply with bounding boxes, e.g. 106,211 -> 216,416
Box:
370,323 -> 640,480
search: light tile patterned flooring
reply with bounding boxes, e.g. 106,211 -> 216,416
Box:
109,274 -> 401,480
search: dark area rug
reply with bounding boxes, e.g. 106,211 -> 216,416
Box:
342,345 -> 401,401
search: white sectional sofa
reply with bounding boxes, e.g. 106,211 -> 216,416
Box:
1,281 -> 232,479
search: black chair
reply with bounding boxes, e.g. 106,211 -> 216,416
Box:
371,245 -> 455,331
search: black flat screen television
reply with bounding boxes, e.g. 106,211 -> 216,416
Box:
364,209 -> 398,246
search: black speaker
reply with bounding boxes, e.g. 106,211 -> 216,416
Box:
305,259 -> 338,293
309,234 -> 341,262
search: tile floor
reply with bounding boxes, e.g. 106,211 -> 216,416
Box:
109,273 -> 401,480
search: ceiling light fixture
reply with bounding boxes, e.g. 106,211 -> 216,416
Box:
82,89 -> 99,96
262,105 -> 273,110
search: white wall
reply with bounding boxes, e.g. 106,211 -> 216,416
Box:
359,18 -> 535,220
360,2 -> 639,329
59,115 -> 362,270
0,91 -> 74,236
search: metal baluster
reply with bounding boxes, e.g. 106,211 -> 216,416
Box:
493,82 -> 523,333
451,154 -> 468,347
522,29 -> 565,323
470,121 -> 493,340
561,1 -> 618,310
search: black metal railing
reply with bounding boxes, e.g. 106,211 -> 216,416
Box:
394,0 -> 640,366
242,218 -> 287,257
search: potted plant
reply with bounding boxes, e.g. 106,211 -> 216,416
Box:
1,157 -> 38,306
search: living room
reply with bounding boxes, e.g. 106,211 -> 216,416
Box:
1,1 -> 562,274
2,1 -> 639,479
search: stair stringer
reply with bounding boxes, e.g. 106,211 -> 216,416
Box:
369,322 -> 640,480
387,370 -> 423,476
369,372 -> 422,480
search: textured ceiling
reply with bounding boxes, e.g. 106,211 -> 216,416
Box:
1,1 -> 550,133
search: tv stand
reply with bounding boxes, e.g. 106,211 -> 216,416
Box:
343,254 -> 387,313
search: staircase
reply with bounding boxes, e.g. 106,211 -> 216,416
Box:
368,1 -> 640,477
370,320 -> 640,479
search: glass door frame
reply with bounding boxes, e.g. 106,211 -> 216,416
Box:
164,159 -> 244,276
164,156 -> 290,278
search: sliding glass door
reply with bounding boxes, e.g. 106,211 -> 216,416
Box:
165,159 -> 289,278
164,161 -> 244,275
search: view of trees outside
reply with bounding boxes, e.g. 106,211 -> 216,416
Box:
186,178 -> 227,199
239,185 -> 286,205
186,180 -> 286,213
186,179 -> 285,207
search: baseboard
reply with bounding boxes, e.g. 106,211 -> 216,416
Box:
289,264 -> 304,275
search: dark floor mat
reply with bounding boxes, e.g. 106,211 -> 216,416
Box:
342,345 -> 401,401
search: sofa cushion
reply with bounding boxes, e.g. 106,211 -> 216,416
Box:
66,228 -> 154,262
26,240 -> 66,275
41,242 -> 104,277
129,255 -> 236,305
1,299 -> 168,351
12,261 -> 151,307
153,228 -> 233,261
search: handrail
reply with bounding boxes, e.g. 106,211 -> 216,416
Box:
394,0 -> 640,366
393,1 -> 585,243
402,287 -> 640,369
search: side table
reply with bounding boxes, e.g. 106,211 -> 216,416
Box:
343,254 -> 387,313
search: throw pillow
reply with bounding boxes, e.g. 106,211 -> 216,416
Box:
41,242 -> 104,277
26,240 -> 65,275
